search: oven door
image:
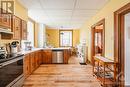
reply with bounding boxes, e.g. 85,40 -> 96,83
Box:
0,56 -> 24,87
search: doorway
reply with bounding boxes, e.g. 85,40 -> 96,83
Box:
91,19 -> 105,64
114,3 -> 130,87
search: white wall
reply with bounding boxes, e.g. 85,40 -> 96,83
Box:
125,13 -> 130,86
38,23 -> 46,48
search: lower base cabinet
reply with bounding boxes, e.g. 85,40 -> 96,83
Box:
63,49 -> 71,64
24,50 -> 42,78
23,54 -> 30,78
24,49 -> 71,78
42,50 -> 52,64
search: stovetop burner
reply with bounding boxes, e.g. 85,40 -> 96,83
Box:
0,54 -> 6,59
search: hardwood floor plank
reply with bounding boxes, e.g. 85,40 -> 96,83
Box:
23,64 -> 101,87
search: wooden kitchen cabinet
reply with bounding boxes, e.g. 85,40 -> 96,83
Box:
42,50 -> 52,64
12,16 -> 21,40
0,14 -> 12,28
0,9 -> 12,28
38,50 -> 42,64
30,52 -> 35,72
24,50 -> 42,78
21,20 -> 27,40
2,14 -> 12,28
35,51 -> 40,68
24,54 -> 31,78
63,49 -> 71,64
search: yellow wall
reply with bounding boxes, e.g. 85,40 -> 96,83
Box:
73,29 -> 80,47
46,29 -> 59,47
80,0 -> 130,61
14,0 -> 28,21
46,29 -> 80,47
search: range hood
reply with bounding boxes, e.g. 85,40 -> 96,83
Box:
0,28 -> 14,34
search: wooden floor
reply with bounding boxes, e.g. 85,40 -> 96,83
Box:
23,57 -> 101,87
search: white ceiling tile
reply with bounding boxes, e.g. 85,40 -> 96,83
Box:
18,0 -> 110,29
75,0 -> 109,10
46,10 -> 72,16
73,10 -> 98,17
40,0 -> 75,10
18,0 -> 42,9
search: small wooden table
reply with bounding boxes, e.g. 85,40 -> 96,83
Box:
93,55 -> 117,87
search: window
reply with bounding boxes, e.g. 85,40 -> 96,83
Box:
60,30 -> 73,47
27,20 -> 35,47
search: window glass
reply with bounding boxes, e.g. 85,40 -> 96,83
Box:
27,20 -> 34,47
60,31 -> 72,47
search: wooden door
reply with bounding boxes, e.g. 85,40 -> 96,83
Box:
12,16 -> 21,40
42,50 -> 52,64
21,20 -> 27,40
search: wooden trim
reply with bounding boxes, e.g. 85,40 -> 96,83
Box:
114,3 -> 130,87
91,19 -> 105,65
59,30 -> 73,47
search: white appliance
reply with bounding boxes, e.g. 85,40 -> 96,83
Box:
77,43 -> 88,63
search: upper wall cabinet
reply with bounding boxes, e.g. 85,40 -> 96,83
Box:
21,20 -> 27,40
12,16 -> 21,40
0,9 -> 12,29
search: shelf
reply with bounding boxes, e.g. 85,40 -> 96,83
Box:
93,56 -> 117,86
97,76 -> 115,85
94,72 -> 113,79
94,66 -> 114,72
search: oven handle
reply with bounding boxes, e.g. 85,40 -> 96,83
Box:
0,56 -> 24,68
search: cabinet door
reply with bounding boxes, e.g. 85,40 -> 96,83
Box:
23,54 -> 30,78
63,49 -> 70,64
35,51 -> 39,68
30,52 -> 35,72
12,16 -> 21,40
0,14 -> 3,26
0,8 -> 11,28
39,50 -> 42,64
2,14 -> 11,28
21,20 -> 27,40
42,50 -> 52,64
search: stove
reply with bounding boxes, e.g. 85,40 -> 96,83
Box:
0,52 -> 24,87
0,49 -> 7,59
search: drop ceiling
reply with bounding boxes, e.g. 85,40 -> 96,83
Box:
18,0 -> 109,29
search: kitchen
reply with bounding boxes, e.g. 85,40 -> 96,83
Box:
0,0 -> 80,87
1,0 -> 130,87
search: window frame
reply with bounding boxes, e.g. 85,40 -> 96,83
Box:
59,30 -> 73,47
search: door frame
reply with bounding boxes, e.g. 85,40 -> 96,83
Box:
114,3 -> 130,87
91,19 -> 105,64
